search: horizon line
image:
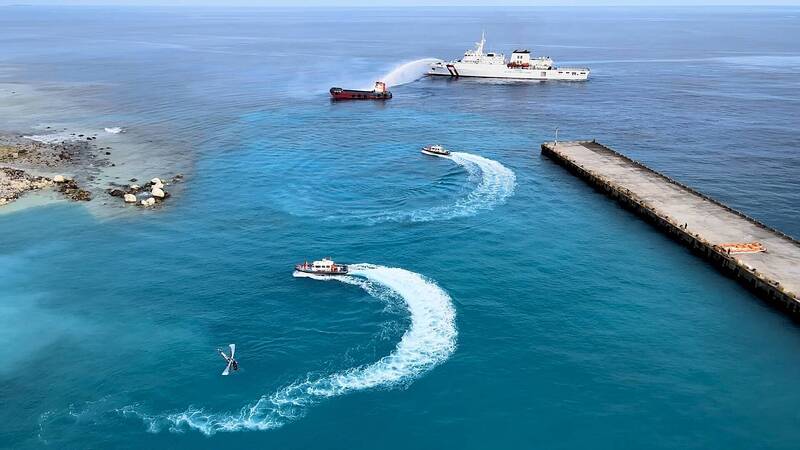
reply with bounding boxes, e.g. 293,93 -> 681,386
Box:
3,2 -> 800,6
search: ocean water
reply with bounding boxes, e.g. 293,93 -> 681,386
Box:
2,6 -> 800,449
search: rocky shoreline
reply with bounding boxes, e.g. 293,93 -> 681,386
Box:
0,132 -> 181,210
0,133 -> 91,167
0,134 -> 95,206
0,167 -> 53,206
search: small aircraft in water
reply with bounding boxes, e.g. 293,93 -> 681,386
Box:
217,344 -> 239,376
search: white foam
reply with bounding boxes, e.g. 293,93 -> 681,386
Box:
127,264 -> 457,435
104,127 -> 123,134
371,151 -> 516,223
22,131 -> 80,144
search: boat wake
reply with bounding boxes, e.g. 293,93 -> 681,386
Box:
121,264 -> 457,435
373,58 -> 441,88
368,152 -> 516,224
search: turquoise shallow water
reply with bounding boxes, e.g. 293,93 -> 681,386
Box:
2,6 -> 800,449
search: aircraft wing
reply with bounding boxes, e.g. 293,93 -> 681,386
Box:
222,360 -> 232,376
218,349 -> 230,362
229,343 -> 236,359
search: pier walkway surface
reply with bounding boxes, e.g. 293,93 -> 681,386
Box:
542,141 -> 800,313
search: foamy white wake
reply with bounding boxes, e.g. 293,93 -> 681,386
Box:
370,152 -> 516,224
23,131 -> 82,144
123,264 -> 456,435
368,58 -> 441,89
104,127 -> 123,134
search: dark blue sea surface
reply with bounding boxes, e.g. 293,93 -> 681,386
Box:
1,6 -> 799,449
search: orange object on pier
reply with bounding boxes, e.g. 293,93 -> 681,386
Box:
718,242 -> 766,254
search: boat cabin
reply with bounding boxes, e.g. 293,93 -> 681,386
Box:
509,49 -> 531,67
312,258 -> 336,270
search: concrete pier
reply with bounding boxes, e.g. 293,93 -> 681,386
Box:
542,140 -> 800,314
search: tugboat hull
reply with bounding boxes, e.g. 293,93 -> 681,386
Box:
329,88 -> 392,101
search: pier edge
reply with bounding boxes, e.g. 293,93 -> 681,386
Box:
541,141 -> 800,315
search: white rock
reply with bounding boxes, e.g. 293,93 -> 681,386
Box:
34,179 -> 53,189
130,184 -> 140,190
151,187 -> 165,198
124,193 -> 137,203
53,175 -> 65,183
152,181 -> 164,190
146,197 -> 156,206
140,199 -> 148,206
150,177 -> 162,185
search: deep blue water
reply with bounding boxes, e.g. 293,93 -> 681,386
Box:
1,6 -> 800,449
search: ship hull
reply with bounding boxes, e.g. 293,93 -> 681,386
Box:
421,149 -> 450,157
294,264 -> 349,275
428,62 -> 589,81
329,88 -> 392,101
294,268 -> 348,276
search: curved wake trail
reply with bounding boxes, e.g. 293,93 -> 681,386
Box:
125,264 -> 457,435
369,152 -> 516,224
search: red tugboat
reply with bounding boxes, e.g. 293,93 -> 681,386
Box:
330,81 -> 392,101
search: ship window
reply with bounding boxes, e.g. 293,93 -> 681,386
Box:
541,72 -> 546,77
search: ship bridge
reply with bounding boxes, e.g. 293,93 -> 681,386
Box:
461,32 -> 506,65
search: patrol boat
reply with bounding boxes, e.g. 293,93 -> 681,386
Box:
421,144 -> 451,157
295,258 -> 348,276
428,33 -> 590,81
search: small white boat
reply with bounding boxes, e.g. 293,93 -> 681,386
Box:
295,258 -> 348,276
421,144 -> 451,157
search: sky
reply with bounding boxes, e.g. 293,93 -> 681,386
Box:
1,0 -> 799,6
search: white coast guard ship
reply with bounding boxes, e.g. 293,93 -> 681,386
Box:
428,33 -> 590,81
